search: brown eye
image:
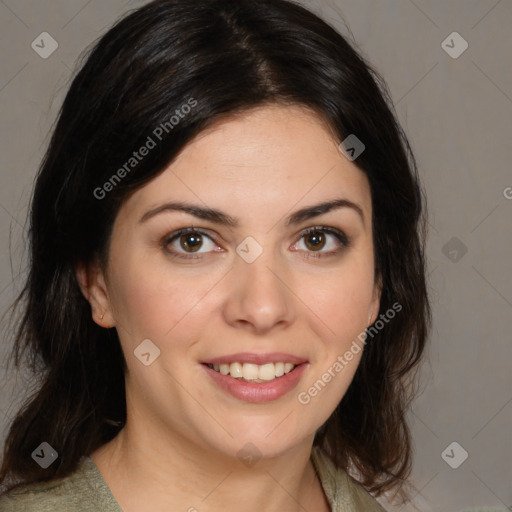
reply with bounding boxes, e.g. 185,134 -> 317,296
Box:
179,232 -> 203,252
304,230 -> 326,251
163,228 -> 220,259
291,226 -> 351,259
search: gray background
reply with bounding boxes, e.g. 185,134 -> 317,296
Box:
0,1 -> 511,511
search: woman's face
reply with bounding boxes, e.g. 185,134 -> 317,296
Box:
95,104 -> 380,460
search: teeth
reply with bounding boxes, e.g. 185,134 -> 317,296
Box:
230,362 -> 243,378
243,363 -> 259,380
209,362 -> 297,381
258,363 -> 275,381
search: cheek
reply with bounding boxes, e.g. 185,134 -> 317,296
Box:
295,260 -> 374,414
303,258 -> 376,342
107,247 -> 222,341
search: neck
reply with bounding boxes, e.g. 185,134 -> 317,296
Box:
91,417 -> 328,512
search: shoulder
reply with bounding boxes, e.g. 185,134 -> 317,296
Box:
0,456 -> 120,512
311,446 -> 388,512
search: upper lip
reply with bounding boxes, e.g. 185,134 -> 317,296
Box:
201,352 -> 308,366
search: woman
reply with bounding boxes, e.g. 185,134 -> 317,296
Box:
0,0 -> 430,510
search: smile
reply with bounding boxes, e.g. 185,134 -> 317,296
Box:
201,362 -> 308,403
206,362 -> 297,382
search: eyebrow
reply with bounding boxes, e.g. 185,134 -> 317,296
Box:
139,198 -> 365,227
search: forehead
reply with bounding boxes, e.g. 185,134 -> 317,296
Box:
122,104 -> 372,223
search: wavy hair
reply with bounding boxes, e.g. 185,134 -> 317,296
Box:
0,0 -> 430,502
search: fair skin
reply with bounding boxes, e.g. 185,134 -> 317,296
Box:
77,104 -> 381,512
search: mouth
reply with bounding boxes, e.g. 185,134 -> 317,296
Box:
200,353 -> 309,402
201,358 -> 309,403
203,361 -> 299,383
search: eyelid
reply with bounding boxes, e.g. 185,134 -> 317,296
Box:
163,227 -> 217,243
162,228 -> 222,258
295,225 -> 350,247
289,225 -> 350,259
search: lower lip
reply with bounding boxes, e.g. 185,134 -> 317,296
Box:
201,363 -> 309,403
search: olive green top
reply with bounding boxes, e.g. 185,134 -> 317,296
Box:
0,446 -> 386,511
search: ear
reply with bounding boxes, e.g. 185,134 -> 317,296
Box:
368,274 -> 382,326
75,260 -> 115,328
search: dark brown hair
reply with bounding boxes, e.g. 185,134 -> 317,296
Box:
1,0 -> 430,502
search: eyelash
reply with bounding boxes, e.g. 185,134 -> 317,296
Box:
161,226 -> 351,261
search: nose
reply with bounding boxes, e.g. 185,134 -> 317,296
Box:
222,247 -> 296,335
